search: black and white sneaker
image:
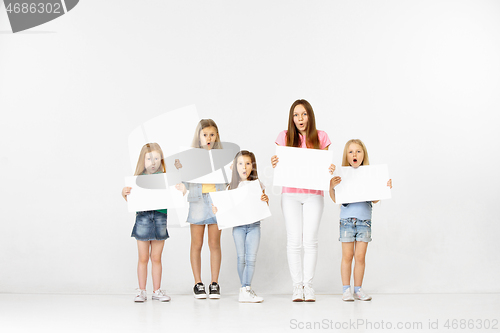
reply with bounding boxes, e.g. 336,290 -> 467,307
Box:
193,283 -> 206,299
208,282 -> 220,299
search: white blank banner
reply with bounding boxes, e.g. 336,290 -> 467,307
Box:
170,148 -> 234,184
334,164 -> 391,204
273,146 -> 333,191
187,163 -> 232,184
210,180 -> 271,230
124,174 -> 184,212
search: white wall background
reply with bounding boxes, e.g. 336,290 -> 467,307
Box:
1,0 -> 499,295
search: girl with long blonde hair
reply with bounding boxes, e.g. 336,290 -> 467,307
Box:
122,143 -> 171,302
176,119 -> 226,299
329,139 -> 392,302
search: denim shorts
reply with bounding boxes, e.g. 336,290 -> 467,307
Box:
339,217 -> 372,242
187,193 -> 217,225
131,211 -> 169,241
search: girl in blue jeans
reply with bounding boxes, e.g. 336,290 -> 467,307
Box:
212,150 -> 268,302
329,139 -> 392,302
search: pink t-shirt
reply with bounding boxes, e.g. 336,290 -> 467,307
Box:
275,130 -> 331,196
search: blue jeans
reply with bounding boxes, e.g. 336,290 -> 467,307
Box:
232,222 -> 261,287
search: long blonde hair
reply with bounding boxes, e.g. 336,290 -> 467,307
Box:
342,139 -> 370,166
134,143 -> 166,175
191,119 -> 223,149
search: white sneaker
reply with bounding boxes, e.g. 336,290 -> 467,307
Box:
134,289 -> 147,302
304,286 -> 315,302
292,285 -> 304,302
238,287 -> 248,302
342,287 -> 354,302
239,286 -> 264,303
353,287 -> 372,301
152,289 -> 171,302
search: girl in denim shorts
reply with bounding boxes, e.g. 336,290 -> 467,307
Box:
212,150 -> 269,303
122,143 -> 171,303
175,119 -> 226,299
329,139 -> 392,302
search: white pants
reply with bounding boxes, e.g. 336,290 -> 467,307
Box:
281,193 -> 324,287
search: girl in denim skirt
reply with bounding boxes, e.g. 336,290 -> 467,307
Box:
175,119 -> 226,299
122,143 -> 171,303
329,139 -> 392,302
212,150 -> 268,303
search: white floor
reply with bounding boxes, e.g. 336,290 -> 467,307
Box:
1,293 -> 498,333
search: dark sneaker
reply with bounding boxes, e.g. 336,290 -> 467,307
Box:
208,282 -> 220,299
193,283 -> 206,299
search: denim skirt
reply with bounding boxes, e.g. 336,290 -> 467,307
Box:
187,193 -> 217,225
131,211 -> 169,241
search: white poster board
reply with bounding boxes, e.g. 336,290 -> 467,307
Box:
272,146 -> 333,191
170,198 -> 190,228
124,174 -> 185,212
210,180 -> 271,230
166,146 -> 239,185
334,164 -> 391,204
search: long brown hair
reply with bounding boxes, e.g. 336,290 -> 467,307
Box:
134,143 -> 166,176
228,150 -> 259,190
191,119 -> 223,149
286,99 -> 320,149
342,139 -> 370,166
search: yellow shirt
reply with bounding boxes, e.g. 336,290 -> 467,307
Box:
202,184 -> 216,193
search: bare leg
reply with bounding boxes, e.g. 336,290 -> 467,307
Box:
150,240 -> 165,291
207,224 -> 222,283
137,240 -> 151,290
190,224 -> 205,283
341,242 -> 355,286
353,241 -> 368,287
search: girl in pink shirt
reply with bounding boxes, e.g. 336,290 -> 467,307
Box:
271,99 -> 334,302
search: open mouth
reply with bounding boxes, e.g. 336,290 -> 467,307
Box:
353,159 -> 358,163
